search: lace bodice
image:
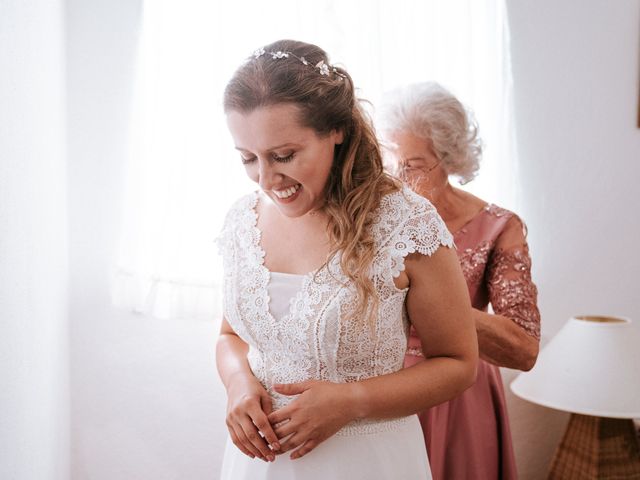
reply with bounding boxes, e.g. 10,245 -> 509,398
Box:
267,272 -> 305,320
217,187 -> 453,434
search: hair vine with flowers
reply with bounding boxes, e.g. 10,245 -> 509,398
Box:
252,48 -> 347,80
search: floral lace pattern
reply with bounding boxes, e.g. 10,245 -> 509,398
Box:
217,187 -> 452,435
458,240 -> 492,286
487,246 -> 541,340
485,204 -> 511,218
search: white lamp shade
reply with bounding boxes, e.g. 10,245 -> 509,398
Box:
511,315 -> 640,418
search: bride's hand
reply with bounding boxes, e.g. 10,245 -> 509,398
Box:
268,380 -> 358,460
225,374 -> 281,462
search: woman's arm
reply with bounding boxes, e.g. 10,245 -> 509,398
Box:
476,215 -> 540,371
216,318 -> 280,461
268,245 -> 478,458
474,309 -> 538,370
349,245 -> 478,416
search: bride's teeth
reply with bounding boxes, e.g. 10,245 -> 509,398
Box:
274,184 -> 299,199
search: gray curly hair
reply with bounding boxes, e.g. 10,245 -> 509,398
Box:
379,82 -> 482,184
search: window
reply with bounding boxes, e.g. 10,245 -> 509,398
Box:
113,0 -> 516,319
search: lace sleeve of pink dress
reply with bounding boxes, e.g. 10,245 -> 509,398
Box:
487,215 -> 541,340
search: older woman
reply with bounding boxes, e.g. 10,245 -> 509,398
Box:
379,82 -> 541,480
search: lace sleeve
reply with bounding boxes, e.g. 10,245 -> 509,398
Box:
215,193 -> 258,281
387,189 -> 454,278
487,216 -> 541,340
215,208 -> 235,270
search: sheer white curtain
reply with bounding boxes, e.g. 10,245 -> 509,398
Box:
113,0 -> 516,320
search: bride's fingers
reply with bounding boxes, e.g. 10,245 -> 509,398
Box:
226,422 -> 258,459
278,431 -> 308,454
290,438 -> 319,460
238,416 -> 275,461
267,406 -> 292,426
273,421 -> 296,440
249,408 -> 280,452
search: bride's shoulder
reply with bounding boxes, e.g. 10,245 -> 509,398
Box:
376,185 -> 439,222
222,191 -> 259,220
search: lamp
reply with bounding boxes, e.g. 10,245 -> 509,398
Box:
511,315 -> 640,479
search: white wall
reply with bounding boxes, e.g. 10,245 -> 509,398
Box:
504,1 -> 640,478
0,2 -> 69,479
65,1 -> 228,479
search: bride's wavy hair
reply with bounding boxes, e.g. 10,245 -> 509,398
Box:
224,39 -> 400,326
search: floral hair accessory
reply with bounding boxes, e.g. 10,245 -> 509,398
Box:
251,48 -> 346,80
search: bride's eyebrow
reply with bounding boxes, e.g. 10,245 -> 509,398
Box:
233,142 -> 302,153
266,142 -> 302,151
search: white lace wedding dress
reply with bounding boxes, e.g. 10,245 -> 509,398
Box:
216,187 -> 452,480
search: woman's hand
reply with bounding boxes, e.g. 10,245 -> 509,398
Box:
225,374 -> 281,462
267,380 -> 358,460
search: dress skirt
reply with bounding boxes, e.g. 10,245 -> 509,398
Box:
406,355 -> 518,480
220,415 -> 431,480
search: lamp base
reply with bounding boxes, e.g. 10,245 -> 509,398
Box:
548,414 -> 640,479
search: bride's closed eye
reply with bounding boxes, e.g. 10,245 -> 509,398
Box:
272,152 -> 295,163
240,152 -> 295,165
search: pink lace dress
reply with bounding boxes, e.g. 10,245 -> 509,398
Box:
405,204 -> 541,480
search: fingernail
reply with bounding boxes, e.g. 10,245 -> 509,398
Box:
271,442 -> 281,451
267,455 -> 275,462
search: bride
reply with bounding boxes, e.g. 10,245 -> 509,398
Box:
216,39 -> 478,480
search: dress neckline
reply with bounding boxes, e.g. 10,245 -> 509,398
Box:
251,191 -> 326,278
451,203 -> 492,237
270,271 -> 305,278
247,192 -> 327,325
